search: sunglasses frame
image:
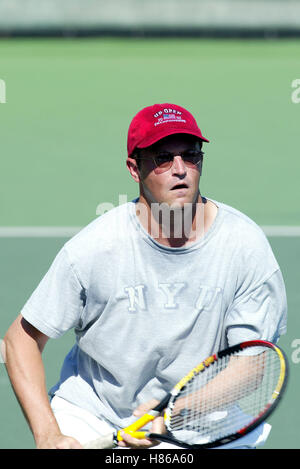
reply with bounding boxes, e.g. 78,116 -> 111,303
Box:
135,149 -> 204,174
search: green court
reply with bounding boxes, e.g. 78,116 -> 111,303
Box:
0,38 -> 299,448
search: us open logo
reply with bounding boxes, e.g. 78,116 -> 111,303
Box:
0,79 -> 6,104
153,108 -> 182,118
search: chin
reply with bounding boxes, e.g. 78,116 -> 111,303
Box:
168,199 -> 189,210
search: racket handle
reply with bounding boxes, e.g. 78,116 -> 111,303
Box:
117,430 -> 148,440
84,410 -> 160,447
117,411 -> 160,441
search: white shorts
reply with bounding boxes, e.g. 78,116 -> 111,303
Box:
50,396 -> 271,449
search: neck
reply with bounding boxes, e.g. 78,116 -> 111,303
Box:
135,194 -> 208,248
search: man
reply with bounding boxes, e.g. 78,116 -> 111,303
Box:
4,103 -> 287,449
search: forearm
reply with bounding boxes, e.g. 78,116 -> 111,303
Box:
174,355 -> 262,416
4,318 -> 61,445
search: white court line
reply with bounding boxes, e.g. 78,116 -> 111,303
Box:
260,226 -> 300,237
0,227 -> 82,237
0,226 -> 300,237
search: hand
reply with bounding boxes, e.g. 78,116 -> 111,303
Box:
36,433 -> 83,449
118,399 -> 166,449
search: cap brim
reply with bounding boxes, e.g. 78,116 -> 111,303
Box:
137,128 -> 209,150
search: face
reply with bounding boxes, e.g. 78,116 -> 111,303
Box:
127,134 -> 203,209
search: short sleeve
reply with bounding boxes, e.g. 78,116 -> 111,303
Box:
224,269 -> 287,346
21,247 -> 85,338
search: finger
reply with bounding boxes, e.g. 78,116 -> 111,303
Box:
118,431 -> 156,449
151,415 -> 166,434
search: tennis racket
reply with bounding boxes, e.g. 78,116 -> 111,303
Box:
84,340 -> 288,449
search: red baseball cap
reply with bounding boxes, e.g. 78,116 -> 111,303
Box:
127,103 -> 209,157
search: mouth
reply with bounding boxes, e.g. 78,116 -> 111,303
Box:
170,183 -> 189,191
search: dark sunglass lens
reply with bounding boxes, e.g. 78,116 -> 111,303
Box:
182,150 -> 202,164
155,152 -> 173,167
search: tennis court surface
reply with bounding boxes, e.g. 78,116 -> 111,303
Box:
0,38 -> 299,448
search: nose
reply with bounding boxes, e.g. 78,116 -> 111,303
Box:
171,155 -> 187,176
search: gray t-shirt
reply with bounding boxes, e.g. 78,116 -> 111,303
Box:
21,199 -> 287,429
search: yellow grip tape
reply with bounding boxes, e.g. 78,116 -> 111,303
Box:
117,413 -> 155,441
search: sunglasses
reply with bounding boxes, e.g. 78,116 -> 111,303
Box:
138,149 -> 204,174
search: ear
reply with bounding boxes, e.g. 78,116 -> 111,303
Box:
126,157 -> 141,183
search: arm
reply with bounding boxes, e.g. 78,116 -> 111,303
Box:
4,314 -> 82,449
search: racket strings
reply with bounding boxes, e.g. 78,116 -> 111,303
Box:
168,347 -> 281,444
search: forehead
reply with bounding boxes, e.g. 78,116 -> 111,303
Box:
145,134 -> 200,153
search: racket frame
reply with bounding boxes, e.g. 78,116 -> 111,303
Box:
147,339 -> 289,449
84,340 -> 288,449
148,340 -> 289,448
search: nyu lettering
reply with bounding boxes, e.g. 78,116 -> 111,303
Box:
124,283 -> 222,313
